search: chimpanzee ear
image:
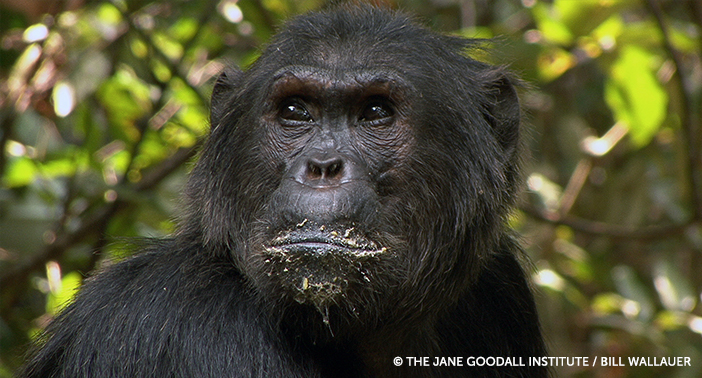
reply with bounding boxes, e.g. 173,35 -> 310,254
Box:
484,74 -> 520,156
210,67 -> 244,128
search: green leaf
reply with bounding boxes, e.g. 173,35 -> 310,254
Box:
169,18 -> 199,43
41,159 -> 76,178
604,46 -> 667,147
153,32 -> 183,61
96,3 -> 122,25
3,157 -> 37,187
532,3 -> 574,45
592,293 -> 627,315
554,0 -> 634,38
591,14 -> 624,48
105,149 -> 131,176
537,47 -> 575,81
46,272 -> 82,315
97,68 -> 152,141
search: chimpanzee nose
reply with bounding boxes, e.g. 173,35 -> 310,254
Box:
280,149 -> 376,224
290,149 -> 369,189
306,156 -> 344,182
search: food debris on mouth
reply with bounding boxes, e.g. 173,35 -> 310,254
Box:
264,224 -> 387,257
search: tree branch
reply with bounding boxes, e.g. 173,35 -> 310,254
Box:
521,204 -> 688,240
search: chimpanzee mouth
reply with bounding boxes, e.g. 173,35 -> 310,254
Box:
264,223 -> 387,257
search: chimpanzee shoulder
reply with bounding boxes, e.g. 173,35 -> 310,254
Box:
21,242 -> 330,377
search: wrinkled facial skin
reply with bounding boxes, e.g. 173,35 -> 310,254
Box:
251,68 -> 414,313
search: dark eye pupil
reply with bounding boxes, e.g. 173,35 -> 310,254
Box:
361,102 -> 393,122
280,102 -> 312,122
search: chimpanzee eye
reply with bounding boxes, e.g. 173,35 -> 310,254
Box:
360,98 -> 394,124
279,99 -> 313,123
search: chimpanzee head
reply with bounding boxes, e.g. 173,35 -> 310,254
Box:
182,5 -> 521,334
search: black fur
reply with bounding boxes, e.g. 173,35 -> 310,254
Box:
22,6 -> 547,378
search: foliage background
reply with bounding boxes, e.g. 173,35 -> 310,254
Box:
1,0 -> 702,376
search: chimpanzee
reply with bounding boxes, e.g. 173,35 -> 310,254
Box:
22,5 -> 547,378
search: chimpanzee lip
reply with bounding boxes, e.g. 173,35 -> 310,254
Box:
265,229 -> 386,256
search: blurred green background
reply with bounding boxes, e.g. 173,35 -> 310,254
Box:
1,0 -> 702,376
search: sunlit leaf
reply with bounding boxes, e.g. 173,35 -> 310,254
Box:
46,272 -> 82,315
592,293 -> 640,317
163,122 -> 198,147
153,32 -> 183,61
151,59 -> 172,82
104,149 -> 131,177
137,133 -> 170,163
592,293 -> 618,314
591,14 -> 624,51
41,159 -> 76,178
96,2 -> 122,25
169,18 -> 199,42
97,68 -> 152,141
4,157 -> 38,187
130,38 -> 148,58
604,45 -> 667,147
655,310 -> 686,331
532,3 -> 573,45
94,2 -> 124,41
537,47 -> 575,81
170,79 -> 209,135
554,0 -> 634,37
178,106 -> 209,136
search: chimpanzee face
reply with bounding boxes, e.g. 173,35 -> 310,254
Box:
187,7 -> 521,329
252,66 -> 415,309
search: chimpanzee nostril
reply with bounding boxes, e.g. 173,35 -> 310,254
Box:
306,156 -> 344,181
328,162 -> 341,177
308,162 -> 322,178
